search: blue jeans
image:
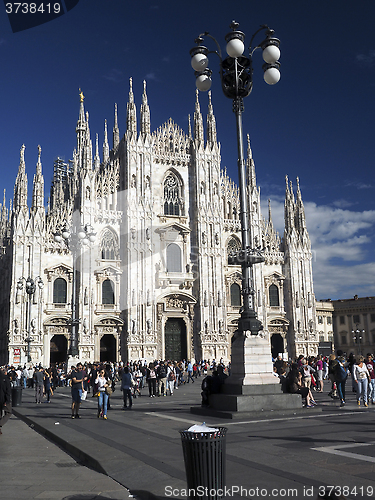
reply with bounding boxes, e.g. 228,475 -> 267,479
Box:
369,379 -> 375,403
336,379 -> 346,402
98,391 -> 109,416
356,378 -> 368,403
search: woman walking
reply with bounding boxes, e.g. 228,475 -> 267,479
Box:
146,363 -> 157,397
95,368 -> 110,419
353,356 -> 370,407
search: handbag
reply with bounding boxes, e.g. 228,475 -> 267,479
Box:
105,386 -> 113,396
94,391 -> 100,397
81,390 -> 87,401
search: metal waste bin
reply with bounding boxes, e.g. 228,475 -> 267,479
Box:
11,386 -> 22,406
180,426 -> 227,500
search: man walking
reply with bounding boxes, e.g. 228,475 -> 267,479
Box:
187,361 -> 194,383
0,366 -> 12,435
34,366 -> 44,404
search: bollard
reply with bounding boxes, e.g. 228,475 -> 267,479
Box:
180,424 -> 227,500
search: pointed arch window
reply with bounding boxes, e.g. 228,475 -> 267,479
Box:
53,278 -> 67,304
269,284 -> 280,307
227,237 -> 241,265
163,172 -> 183,216
100,229 -> 119,260
230,283 -> 241,307
102,279 -> 115,305
166,243 -> 182,273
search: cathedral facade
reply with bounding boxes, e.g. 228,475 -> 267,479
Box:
0,80 -> 318,367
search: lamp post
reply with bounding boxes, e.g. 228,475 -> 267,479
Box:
352,324 -> 365,356
54,221 -> 95,361
190,21 -> 281,335
17,276 -> 44,362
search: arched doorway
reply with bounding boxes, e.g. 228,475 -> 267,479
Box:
50,335 -> 68,364
100,334 -> 116,362
271,333 -> 284,359
164,318 -> 187,361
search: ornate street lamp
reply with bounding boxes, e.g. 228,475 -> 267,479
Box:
17,276 -> 44,362
190,21 -> 281,335
54,221 -> 95,359
352,324 -> 365,356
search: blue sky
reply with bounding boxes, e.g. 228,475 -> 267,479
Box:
0,0 -> 374,300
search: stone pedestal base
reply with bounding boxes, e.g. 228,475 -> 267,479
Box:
191,333 -> 302,419
67,355 -> 80,371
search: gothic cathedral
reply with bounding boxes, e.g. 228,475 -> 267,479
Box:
0,80 -> 318,366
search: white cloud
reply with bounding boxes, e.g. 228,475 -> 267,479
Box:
103,68 -> 123,83
261,198 -> 375,300
356,50 -> 375,67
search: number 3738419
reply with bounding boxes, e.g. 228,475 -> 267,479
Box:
5,3 -> 61,14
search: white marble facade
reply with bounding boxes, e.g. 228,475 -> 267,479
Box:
0,80 -> 318,366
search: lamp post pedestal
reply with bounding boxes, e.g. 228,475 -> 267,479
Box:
191,334 -> 302,419
67,355 -> 80,371
227,333 -> 279,387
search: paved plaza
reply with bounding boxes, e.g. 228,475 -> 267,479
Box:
1,379 -> 375,500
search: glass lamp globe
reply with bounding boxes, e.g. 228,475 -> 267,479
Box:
78,230 -> 87,239
262,45 -> 280,64
226,38 -> 244,58
81,238 -> 89,246
54,234 -> 62,242
264,67 -> 280,85
191,53 -> 209,71
62,230 -> 70,239
196,74 -> 212,91
89,234 -> 96,243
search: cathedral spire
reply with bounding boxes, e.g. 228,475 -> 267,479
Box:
113,103 -> 120,150
193,89 -> 204,146
14,144 -> 28,212
94,133 -> 100,170
246,134 -> 257,191
31,145 -> 44,213
295,177 -> 307,233
76,89 -> 87,167
103,119 -> 109,163
126,77 -> 137,139
284,175 -> 295,234
188,114 -> 192,139
206,90 -> 217,147
140,80 -> 151,138
84,111 -> 92,170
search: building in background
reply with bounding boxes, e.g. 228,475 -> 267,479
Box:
315,300 -> 334,356
0,81 -> 318,366
331,295 -> 375,356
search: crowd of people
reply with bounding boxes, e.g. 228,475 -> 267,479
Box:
273,351 -> 375,408
1,351 -> 374,435
0,358 -> 229,428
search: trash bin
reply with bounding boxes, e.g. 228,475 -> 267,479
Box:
11,386 -> 22,406
180,424 -> 227,500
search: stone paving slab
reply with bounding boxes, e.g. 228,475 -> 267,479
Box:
0,416 -> 133,500
8,380 -> 375,500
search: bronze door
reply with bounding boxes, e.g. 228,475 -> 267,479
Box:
164,318 -> 187,361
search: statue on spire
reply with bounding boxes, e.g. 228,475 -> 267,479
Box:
79,88 -> 85,103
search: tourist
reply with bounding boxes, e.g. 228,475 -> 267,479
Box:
365,354 -> 375,405
95,368 -> 110,419
353,356 -> 370,407
0,366 -> 12,435
34,366 -> 44,404
70,363 -> 86,419
146,363 -> 157,397
121,366 -> 133,409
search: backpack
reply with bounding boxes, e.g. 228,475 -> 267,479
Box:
335,361 -> 348,382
